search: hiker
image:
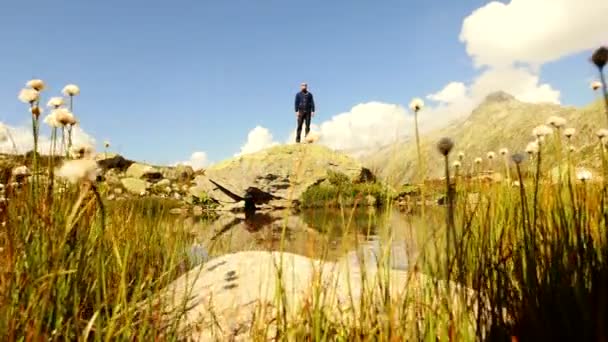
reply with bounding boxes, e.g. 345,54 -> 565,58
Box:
294,82 -> 315,143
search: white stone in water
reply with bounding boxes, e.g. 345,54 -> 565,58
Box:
152,250 -> 486,341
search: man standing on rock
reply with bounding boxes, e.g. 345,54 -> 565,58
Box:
294,82 -> 315,143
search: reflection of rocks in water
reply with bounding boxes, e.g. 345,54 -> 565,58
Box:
340,238 -> 412,272
202,211 -> 321,256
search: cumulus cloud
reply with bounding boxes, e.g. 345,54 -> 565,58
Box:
175,151 -> 209,170
0,123 -> 95,155
315,102 -> 408,153
427,82 -> 468,103
236,126 -> 278,156
423,0 -> 605,122
460,0 -> 608,67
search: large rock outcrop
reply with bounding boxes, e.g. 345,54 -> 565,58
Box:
153,250 -> 484,340
193,144 -> 374,208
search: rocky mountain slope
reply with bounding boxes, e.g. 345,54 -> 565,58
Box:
364,92 -> 608,186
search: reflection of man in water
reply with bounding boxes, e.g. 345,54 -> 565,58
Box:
294,82 -> 315,143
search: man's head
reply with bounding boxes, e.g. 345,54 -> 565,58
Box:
300,82 -> 308,92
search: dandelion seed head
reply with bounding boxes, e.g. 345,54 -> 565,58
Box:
596,129 -> 608,139
409,98 -> 424,112
452,160 -> 461,168
525,141 -> 539,154
30,106 -> 42,118
62,84 -> 80,97
70,144 -> 95,159
457,151 -> 465,160
11,165 -> 30,176
591,46 -> 608,70
499,148 -> 509,156
547,116 -> 566,128
487,151 -> 496,160
474,157 -> 482,164
564,127 -> 575,138
104,140 -> 110,148
56,159 -> 98,184
26,79 -> 45,91
576,169 -> 592,181
511,153 -> 525,164
591,81 -> 602,91
437,137 -> 454,156
53,108 -> 77,126
532,125 -> 553,138
18,88 -> 39,104
47,97 -> 64,109
568,145 -> 576,152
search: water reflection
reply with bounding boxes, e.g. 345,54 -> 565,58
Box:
187,207 -> 443,270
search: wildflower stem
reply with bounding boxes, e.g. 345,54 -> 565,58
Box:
414,110 -> 425,213
443,154 -> 454,283
599,70 -> 608,125
533,144 -> 542,229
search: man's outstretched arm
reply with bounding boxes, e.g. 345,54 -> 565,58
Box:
310,94 -> 315,115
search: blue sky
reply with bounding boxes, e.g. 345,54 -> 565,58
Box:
0,0 -> 604,166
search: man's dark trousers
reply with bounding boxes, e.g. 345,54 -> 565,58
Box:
296,110 -> 311,143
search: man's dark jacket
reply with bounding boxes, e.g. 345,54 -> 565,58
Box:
295,91 -> 315,113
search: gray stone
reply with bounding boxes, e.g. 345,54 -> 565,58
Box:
153,251 -> 486,341
193,144 -> 373,206
120,178 -> 149,195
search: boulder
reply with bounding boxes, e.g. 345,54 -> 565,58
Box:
153,178 -> 171,189
97,154 -> 133,171
120,178 -> 149,195
194,144 -> 374,207
126,163 -> 162,180
153,250 -> 485,340
161,165 -> 195,182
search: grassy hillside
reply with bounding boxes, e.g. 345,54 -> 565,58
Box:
365,91 -> 608,186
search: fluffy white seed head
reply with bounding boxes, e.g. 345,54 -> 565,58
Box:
487,151 -> 496,160
568,145 -> 576,152
532,125 -> 553,138
11,165 -> 30,176
30,106 -> 43,118
47,97 -> 64,109
563,127 -> 576,138
409,98 -> 424,112
53,108 -> 77,126
547,116 -> 567,128
56,159 -> 98,184
104,140 -> 110,148
62,84 -> 80,96
70,144 -> 95,159
576,169 -> 592,181
452,160 -> 461,168
591,81 -> 602,91
499,148 -> 509,156
474,157 -> 482,164
26,79 -> 45,91
596,129 -> 608,139
457,151 -> 465,160
526,141 -> 539,154
44,112 -> 61,128
18,88 -> 39,104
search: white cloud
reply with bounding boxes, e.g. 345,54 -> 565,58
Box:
0,123 -> 96,155
175,151 -> 209,171
315,102 -> 408,153
460,0 -> 608,67
236,126 -> 278,156
427,82 -> 467,103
